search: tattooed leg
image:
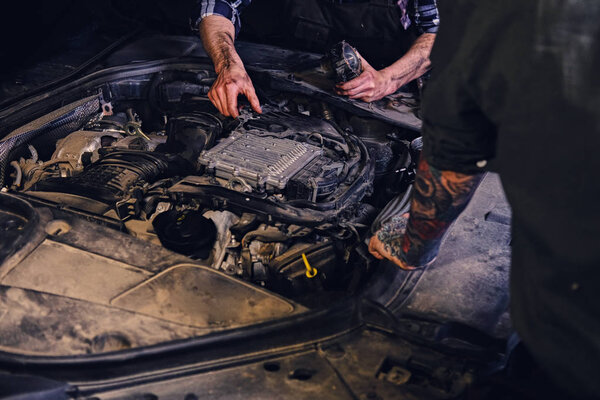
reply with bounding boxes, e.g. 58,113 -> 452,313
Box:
370,157 -> 484,269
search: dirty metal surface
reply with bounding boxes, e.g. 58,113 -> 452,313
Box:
0,200 -> 305,356
0,286 -> 206,356
111,264 -> 298,329
200,132 -> 322,191
3,240 -> 152,304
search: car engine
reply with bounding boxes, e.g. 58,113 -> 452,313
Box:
1,67 -> 416,302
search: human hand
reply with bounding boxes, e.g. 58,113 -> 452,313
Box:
369,234 -> 418,271
335,56 -> 393,102
368,213 -> 420,270
208,63 -> 262,118
369,234 -> 417,270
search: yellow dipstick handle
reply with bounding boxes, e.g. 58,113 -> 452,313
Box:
302,253 -> 318,278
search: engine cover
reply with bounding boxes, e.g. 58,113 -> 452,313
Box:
199,132 -> 323,192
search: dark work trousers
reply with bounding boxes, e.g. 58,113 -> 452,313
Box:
239,0 -> 416,69
421,0 -> 600,398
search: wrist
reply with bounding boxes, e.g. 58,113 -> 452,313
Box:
379,67 -> 400,95
215,57 -> 244,75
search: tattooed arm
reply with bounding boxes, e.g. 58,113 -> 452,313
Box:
369,157 -> 484,269
199,15 -> 262,117
335,33 -> 435,102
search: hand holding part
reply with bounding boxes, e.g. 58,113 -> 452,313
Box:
335,56 -> 394,102
322,41 -> 363,83
208,63 -> 262,118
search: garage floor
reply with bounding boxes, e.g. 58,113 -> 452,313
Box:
367,173 -> 513,338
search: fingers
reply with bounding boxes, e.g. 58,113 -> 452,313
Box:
337,74 -> 368,91
398,262 -> 418,271
335,69 -> 380,101
226,86 -> 240,118
348,87 -> 372,100
346,86 -> 375,102
338,81 -> 370,97
208,86 -> 228,116
335,54 -> 374,93
243,84 -> 262,114
335,55 -> 391,103
208,76 -> 262,118
369,231 -> 417,270
368,236 -> 385,259
371,252 -> 385,260
208,84 -> 247,118
336,81 -> 373,102
207,90 -> 216,112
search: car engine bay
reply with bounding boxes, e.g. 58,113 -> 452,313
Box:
0,65 -> 418,319
0,4 -> 523,395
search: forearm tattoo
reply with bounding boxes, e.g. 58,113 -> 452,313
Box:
214,31 -> 235,71
388,33 -> 435,87
377,157 -> 483,267
199,16 -> 237,73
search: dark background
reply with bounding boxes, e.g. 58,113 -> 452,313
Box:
0,0 -> 194,69
0,0 -> 289,102
0,0 -> 195,100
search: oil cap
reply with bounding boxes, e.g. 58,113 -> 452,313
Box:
153,209 -> 217,259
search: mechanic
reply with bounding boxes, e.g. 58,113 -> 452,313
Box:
192,0 -> 439,117
369,0 -> 600,397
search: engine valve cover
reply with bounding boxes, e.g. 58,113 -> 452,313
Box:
199,133 -> 322,191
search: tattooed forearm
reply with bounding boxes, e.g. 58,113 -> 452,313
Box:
384,33 -> 435,89
199,15 -> 242,73
377,157 -> 483,267
197,14 -> 262,117
215,32 -> 234,71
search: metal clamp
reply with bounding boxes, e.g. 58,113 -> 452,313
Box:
125,108 -> 150,141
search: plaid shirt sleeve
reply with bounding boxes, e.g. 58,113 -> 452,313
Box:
191,0 -> 252,36
412,0 -> 439,34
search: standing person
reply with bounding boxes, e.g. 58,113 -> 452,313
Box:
191,0 -> 439,117
369,0 -> 600,397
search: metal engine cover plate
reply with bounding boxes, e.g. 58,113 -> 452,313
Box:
199,133 -> 322,191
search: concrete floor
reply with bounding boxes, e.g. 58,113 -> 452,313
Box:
367,173 -> 513,338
